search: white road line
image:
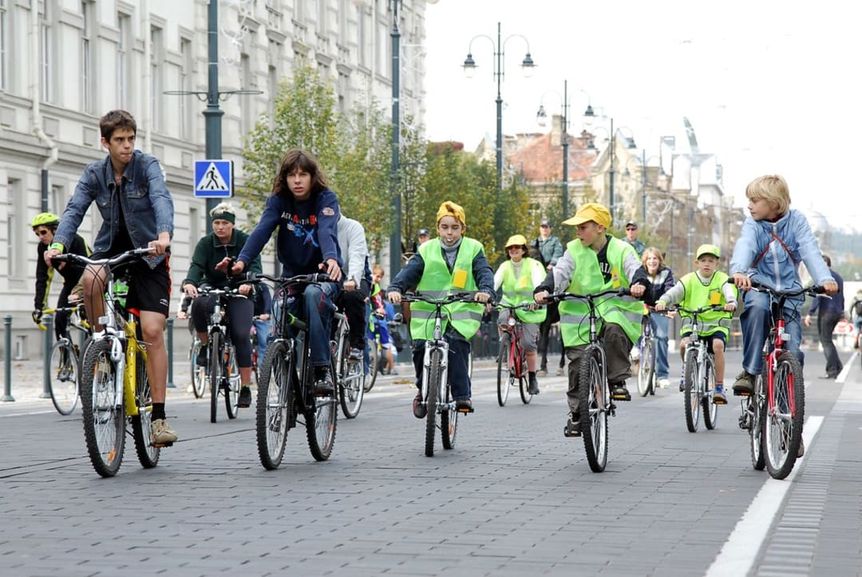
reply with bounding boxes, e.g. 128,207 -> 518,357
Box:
705,415 -> 825,577
836,352 -> 857,384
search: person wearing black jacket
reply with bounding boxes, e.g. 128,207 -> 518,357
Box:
637,247 -> 675,388
804,254 -> 845,379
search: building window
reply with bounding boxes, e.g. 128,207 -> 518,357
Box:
357,5 -> 367,67
338,0 -> 348,39
117,12 -> 131,109
295,0 -> 305,21
189,206 -> 200,244
6,178 -> 23,278
51,184 -> 65,214
150,26 -> 163,131
0,0 -> 9,91
317,0 -> 327,35
81,1 -> 94,113
40,0 -> 54,102
179,38 -> 192,139
240,52 -> 253,135
268,64 -> 278,124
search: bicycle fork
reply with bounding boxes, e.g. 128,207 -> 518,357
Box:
422,340 -> 450,414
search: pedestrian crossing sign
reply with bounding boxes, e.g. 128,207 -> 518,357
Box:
194,159 -> 233,198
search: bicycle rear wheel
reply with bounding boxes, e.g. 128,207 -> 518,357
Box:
702,355 -> 718,430
425,349 -> 442,457
578,350 -> 608,473
517,345 -> 532,405
441,381 -> 458,450
49,339 -> 79,415
339,340 -> 365,419
764,351 -> 805,479
257,341 -> 293,470
364,336 -> 379,392
190,337 -> 206,398
637,340 -> 655,397
209,332 -> 222,423
306,357 -> 338,461
80,339 -> 125,478
224,345 -> 240,419
131,351 -> 160,468
683,347 -> 700,433
496,334 -> 511,407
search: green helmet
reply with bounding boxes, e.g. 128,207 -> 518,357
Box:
31,212 -> 60,228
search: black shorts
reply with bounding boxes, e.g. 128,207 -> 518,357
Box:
93,252 -> 172,317
682,331 -> 726,354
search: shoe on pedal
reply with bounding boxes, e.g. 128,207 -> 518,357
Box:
713,385 -> 727,405
312,367 -> 335,397
238,386 -> 252,408
611,382 -> 631,401
732,372 -> 755,396
658,378 -> 670,389
455,398 -> 474,413
348,347 -> 363,361
564,413 -> 581,437
412,391 -> 427,419
151,418 -> 177,446
196,349 -> 207,367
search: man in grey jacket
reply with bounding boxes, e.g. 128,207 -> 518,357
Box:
337,215 -> 371,358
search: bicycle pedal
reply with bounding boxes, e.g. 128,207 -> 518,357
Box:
152,441 -> 174,448
456,407 -> 474,414
733,390 -> 751,397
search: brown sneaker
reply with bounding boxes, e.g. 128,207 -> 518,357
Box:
151,418 -> 177,446
732,372 -> 755,396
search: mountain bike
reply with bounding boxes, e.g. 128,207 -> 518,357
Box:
54,248 -> 163,478
39,303 -> 90,415
671,305 -> 727,433
253,273 -> 338,470
401,291 -> 480,458
737,281 -> 825,480
495,303 -> 537,406
545,288 -> 631,473
333,308 -> 365,418
195,286 -> 244,423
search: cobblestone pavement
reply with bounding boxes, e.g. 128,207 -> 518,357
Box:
1,350 -> 861,577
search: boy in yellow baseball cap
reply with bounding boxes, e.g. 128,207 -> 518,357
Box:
534,202 -> 648,437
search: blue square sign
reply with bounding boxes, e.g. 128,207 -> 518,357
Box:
194,159 -> 233,197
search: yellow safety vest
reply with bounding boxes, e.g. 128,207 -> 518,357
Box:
558,237 -> 643,347
499,258 -> 547,324
410,237 -> 485,341
678,271 -> 735,338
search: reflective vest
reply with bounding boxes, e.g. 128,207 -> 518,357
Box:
499,258 -> 547,324
559,237 -> 644,347
410,238 -> 485,341
678,271 -> 735,338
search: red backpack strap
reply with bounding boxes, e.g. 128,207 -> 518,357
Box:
751,230 -> 799,268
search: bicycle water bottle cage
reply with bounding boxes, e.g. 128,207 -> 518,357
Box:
507,316 -> 516,326
779,330 -> 792,342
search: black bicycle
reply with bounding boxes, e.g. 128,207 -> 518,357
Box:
253,273 -> 339,470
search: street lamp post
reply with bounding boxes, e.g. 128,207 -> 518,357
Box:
462,22 -> 535,197
536,79 -> 570,218
389,0 -> 402,278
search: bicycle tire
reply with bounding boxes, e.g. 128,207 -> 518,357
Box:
224,345 -> 240,419
683,347 -> 700,433
190,337 -> 206,398
517,344 -> 532,405
49,339 -> 79,415
496,334 -> 510,407
750,371 -> 766,471
637,340 -> 655,397
578,351 -> 608,472
80,339 -> 126,478
338,333 -> 365,419
305,356 -> 338,461
702,355 -> 718,430
764,351 -> 805,480
425,348 -> 442,457
256,340 -> 293,470
209,331 -> 222,423
364,336 -> 379,392
441,377 -> 458,450
131,350 -> 160,469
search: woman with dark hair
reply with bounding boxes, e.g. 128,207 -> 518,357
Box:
225,149 -> 343,396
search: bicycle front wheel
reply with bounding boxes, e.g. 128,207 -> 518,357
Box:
764,351 -> 805,479
702,355 -> 718,430
749,372 -> 766,471
683,348 -> 701,433
425,349 -> 442,457
224,345 -> 240,419
80,339 -> 126,478
496,334 -> 510,407
364,337 -> 379,392
338,348 -> 365,419
131,351 -> 160,469
441,380 -> 458,450
305,357 -> 338,461
578,351 -> 608,473
190,337 -> 206,398
637,340 -> 655,397
517,345 -> 532,405
209,332 -> 222,423
49,339 -> 79,415
256,341 -> 293,470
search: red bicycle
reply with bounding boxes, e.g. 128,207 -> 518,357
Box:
496,303 -> 537,406
738,281 -> 826,479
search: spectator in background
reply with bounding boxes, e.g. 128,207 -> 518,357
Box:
850,288 -> 862,348
624,221 -> 646,257
411,228 -> 431,254
804,254 -> 845,379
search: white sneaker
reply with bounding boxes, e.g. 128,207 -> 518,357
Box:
151,418 -> 177,445
658,378 -> 670,389
630,347 -> 640,361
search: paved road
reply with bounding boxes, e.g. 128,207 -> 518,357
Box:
1,349 -> 861,577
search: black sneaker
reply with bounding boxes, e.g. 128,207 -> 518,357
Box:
455,399 -> 474,413
196,349 -> 207,367
564,413 -> 581,437
528,373 -> 540,395
238,386 -> 252,408
312,368 -> 335,397
348,347 -> 363,361
611,382 -> 631,401
412,391 -> 426,419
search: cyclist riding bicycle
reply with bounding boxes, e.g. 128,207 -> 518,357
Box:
387,201 -> 494,415
336,214 -> 372,361
533,203 -> 646,434
182,202 -> 261,408
31,212 -> 91,342
655,244 -> 738,404
370,266 -> 397,375
636,246 -> 675,389
494,234 -> 546,395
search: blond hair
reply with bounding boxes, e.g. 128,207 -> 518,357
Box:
745,175 -> 790,216
641,246 -> 664,269
209,202 -> 236,218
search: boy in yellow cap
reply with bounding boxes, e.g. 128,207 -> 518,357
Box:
388,201 -> 495,415
655,244 -> 738,404
534,203 -> 647,437
494,234 -> 547,394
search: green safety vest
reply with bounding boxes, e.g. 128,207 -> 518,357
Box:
410,237 -> 485,341
499,257 -> 547,324
559,237 -> 644,347
678,271 -> 736,338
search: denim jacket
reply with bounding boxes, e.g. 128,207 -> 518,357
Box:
55,150 -> 174,268
729,209 -> 832,292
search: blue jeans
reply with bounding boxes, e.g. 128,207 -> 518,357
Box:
285,282 -> 340,369
740,290 -> 804,375
651,313 -> 670,379
412,328 -> 472,401
253,317 -> 271,368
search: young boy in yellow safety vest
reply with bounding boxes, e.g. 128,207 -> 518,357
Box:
655,244 -> 738,404
534,203 -> 647,438
387,201 -> 495,415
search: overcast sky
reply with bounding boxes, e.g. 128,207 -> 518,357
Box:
422,0 -> 861,231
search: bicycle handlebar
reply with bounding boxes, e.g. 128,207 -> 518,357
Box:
665,304 -> 728,315
51,247 -> 152,268
748,280 -> 827,299
248,272 -> 333,287
401,291 -> 482,306
543,287 -> 631,304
